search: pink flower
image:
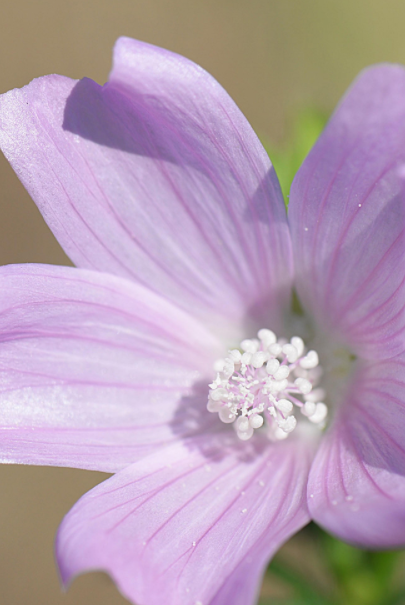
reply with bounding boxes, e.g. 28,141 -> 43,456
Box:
1,36 -> 405,605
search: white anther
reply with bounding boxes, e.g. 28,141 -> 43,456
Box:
274,427 -> 289,440
210,388 -> 228,401
258,329 -> 277,345
218,408 -> 236,424
208,374 -> 222,389
241,339 -> 259,354
266,358 -> 280,375
228,349 -> 242,363
275,398 -> 293,415
273,365 -> 290,381
222,359 -> 235,378
300,350 -> 319,369
237,426 -> 254,440
213,359 -> 225,372
207,399 -> 222,413
304,387 -> 325,403
268,405 -> 276,417
308,402 -> 328,424
301,401 -> 316,417
236,416 -> 250,432
269,343 -> 282,356
249,414 -> 264,429
251,351 -> 266,368
282,343 -> 299,363
278,415 -> 297,433
241,352 -> 252,365
295,377 -> 312,394
291,336 -> 304,357
270,378 -> 288,393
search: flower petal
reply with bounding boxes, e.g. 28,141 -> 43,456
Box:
56,434 -> 313,605
0,264 -> 220,472
289,65 -> 405,359
308,353 -> 405,547
0,37 -> 292,335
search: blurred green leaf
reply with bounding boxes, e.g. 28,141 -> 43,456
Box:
261,108 -> 328,207
266,559 -> 333,605
263,522 -> 405,605
385,588 -> 405,605
320,529 -> 402,605
259,600 -> 327,605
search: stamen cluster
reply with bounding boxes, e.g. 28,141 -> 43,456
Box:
207,329 -> 327,441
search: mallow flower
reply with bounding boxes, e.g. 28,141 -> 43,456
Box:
1,36 -> 405,605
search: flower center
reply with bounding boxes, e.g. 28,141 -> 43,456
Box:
207,329 -> 327,441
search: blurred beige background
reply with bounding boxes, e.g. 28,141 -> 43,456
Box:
1,0 -> 405,603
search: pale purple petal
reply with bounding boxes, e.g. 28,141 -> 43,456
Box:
0,264 -> 221,472
308,353 -> 405,547
0,37 -> 292,335
56,434 -> 313,605
289,65 -> 405,359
